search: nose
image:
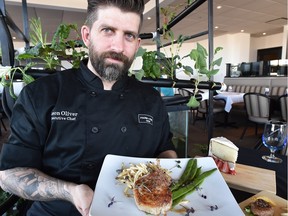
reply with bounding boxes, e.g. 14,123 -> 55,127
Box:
110,34 -> 125,53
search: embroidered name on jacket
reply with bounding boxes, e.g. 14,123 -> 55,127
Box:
51,111 -> 78,121
138,114 -> 153,125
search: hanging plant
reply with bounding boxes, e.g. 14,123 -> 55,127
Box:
185,43 -> 223,108
16,18 -> 88,70
130,1 -> 223,108
0,63 -> 35,99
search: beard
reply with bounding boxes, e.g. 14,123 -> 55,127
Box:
88,44 -> 133,82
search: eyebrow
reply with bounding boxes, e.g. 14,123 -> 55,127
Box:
100,24 -> 139,36
125,30 -> 139,37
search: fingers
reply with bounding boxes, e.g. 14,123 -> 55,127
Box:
76,206 -> 90,216
76,200 -> 92,216
82,208 -> 90,216
72,184 -> 94,216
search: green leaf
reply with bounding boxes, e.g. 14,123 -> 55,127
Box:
9,85 -> 17,99
197,43 -> 208,56
182,53 -> 190,59
22,73 -> 35,85
182,65 -> 194,75
29,18 -> 46,46
156,52 -> 166,59
16,53 -> 35,60
198,68 -> 209,75
187,96 -> 200,108
177,34 -> 185,45
141,51 -> 164,79
135,69 -> 144,80
206,69 -> 220,79
195,55 -> 206,71
0,76 -> 9,87
212,57 -> 223,67
151,64 -> 161,78
173,55 -> 181,61
188,42 -> 223,81
168,30 -> 175,41
135,47 -> 146,58
214,47 -> 223,55
189,50 -> 199,62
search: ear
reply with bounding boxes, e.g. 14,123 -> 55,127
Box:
81,25 -> 90,47
135,38 -> 141,51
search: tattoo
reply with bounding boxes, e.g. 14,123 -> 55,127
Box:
0,168 -> 73,202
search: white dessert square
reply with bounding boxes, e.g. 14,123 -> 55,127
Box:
209,137 -> 239,163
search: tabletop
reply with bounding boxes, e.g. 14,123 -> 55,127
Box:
221,163 -> 276,194
237,147 -> 287,200
214,91 -> 244,112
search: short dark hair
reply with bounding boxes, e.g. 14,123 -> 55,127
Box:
86,0 -> 145,32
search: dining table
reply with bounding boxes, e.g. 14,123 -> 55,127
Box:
229,147 -> 287,203
214,91 -> 245,112
213,91 -> 244,127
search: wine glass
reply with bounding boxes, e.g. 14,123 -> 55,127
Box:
262,121 -> 287,163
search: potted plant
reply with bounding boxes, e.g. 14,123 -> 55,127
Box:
0,63 -> 34,99
16,18 -> 87,70
130,2 -> 223,108
186,43 -> 223,108
1,18 -> 88,98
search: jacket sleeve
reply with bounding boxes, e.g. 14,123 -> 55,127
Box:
154,100 -> 176,157
0,85 -> 46,170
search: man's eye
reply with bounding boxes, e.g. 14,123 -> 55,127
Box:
102,28 -> 113,34
126,33 -> 137,41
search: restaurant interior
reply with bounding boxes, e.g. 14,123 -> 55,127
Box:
0,0 -> 287,215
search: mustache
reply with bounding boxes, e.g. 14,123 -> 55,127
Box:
102,51 -> 129,62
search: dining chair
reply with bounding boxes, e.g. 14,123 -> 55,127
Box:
240,93 -> 273,149
278,94 -> 288,156
278,94 -> 287,122
196,99 -> 223,118
197,97 -> 226,124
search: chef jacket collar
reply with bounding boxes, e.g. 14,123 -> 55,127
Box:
80,59 -> 129,91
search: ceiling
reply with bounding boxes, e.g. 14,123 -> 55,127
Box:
3,0 -> 288,47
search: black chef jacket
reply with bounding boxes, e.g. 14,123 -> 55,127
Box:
0,60 -> 175,215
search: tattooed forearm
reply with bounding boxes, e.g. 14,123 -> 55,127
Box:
0,167 -> 74,202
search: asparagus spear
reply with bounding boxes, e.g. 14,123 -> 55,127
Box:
171,158 -> 196,191
172,167 -> 217,204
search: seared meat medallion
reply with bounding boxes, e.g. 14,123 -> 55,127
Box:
133,167 -> 172,215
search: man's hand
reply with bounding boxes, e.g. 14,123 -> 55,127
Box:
0,167 -> 94,216
69,184 -> 94,216
157,150 -> 177,158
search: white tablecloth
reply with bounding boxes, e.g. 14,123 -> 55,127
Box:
214,91 -> 244,112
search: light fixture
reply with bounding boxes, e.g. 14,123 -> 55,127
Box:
215,26 -> 219,29
216,5 -> 222,9
147,16 -> 151,20
263,32 -> 266,35
241,30 -> 244,32
12,36 -> 16,40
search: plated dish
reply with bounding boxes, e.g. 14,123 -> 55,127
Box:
239,190 -> 288,216
89,155 -> 244,216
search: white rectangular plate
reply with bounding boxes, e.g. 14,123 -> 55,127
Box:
89,155 -> 244,216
